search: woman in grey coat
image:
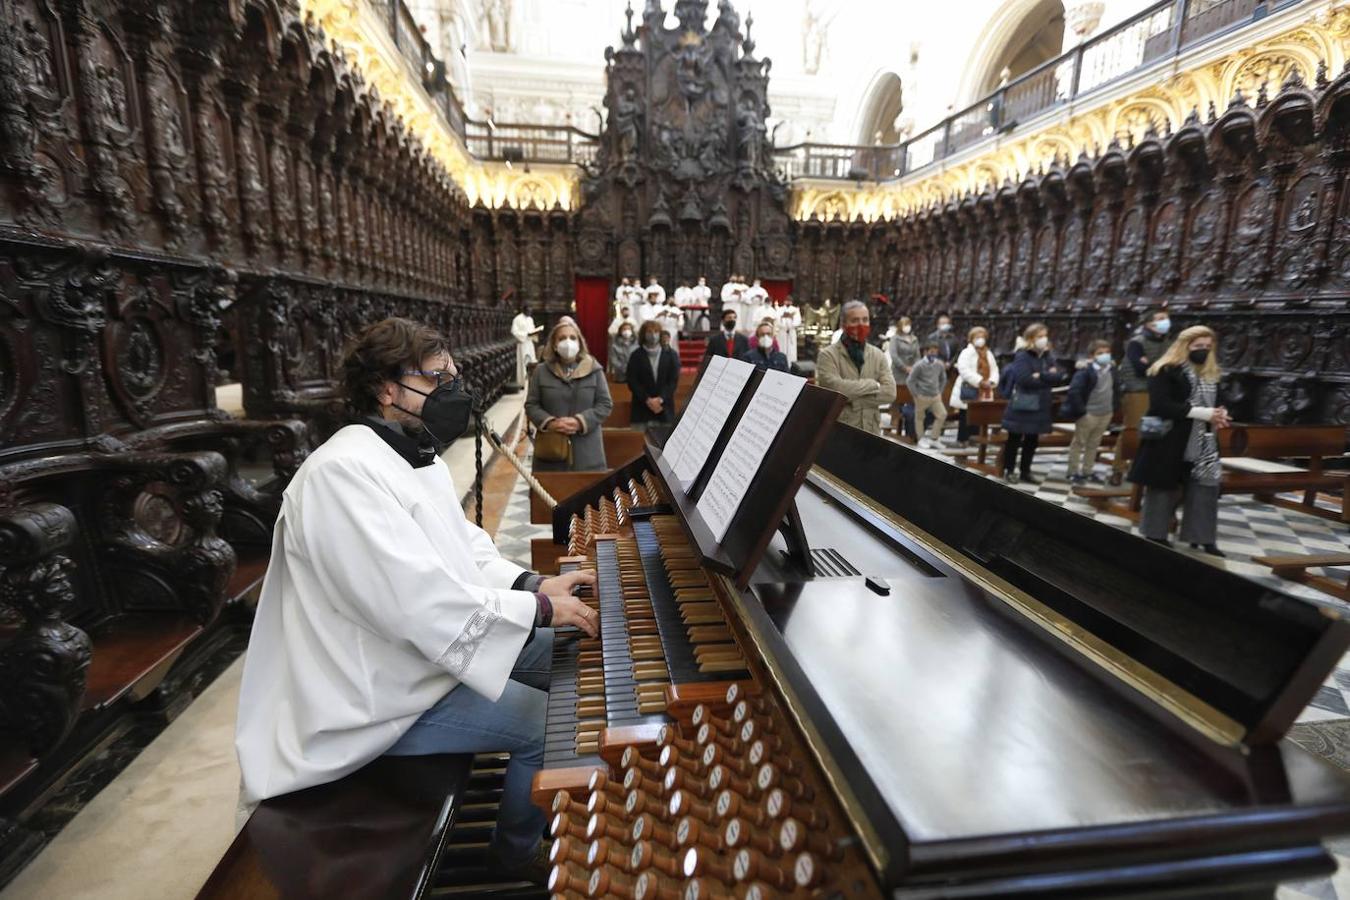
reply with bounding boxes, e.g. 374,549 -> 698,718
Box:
525,319 -> 613,471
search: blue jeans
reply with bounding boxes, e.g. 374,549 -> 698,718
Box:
384,628 -> 554,864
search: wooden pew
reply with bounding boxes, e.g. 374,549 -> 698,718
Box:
530,470 -> 615,524
1252,553 -> 1350,602
524,431 -> 649,524
1221,425 -> 1347,524
196,754 -> 473,900
961,397 -> 1083,476
1073,425 -> 1344,524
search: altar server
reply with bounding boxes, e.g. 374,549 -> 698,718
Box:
775,296 -> 801,366
509,305 -> 541,385
236,317 -> 598,882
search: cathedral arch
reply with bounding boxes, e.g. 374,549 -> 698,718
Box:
957,0 -> 1066,106
856,71 -> 906,145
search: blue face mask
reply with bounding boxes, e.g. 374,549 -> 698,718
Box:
926,353 -> 939,362
1095,352 -> 1112,366
1152,318 -> 1171,335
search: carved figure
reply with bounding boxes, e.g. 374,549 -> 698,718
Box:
481,0 -> 512,52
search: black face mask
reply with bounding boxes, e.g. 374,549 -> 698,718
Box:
723,320 -> 737,332
1188,349 -> 1210,366
392,379 -> 474,446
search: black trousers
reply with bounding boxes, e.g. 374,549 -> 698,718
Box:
1002,432 -> 1040,474
956,409 -> 973,442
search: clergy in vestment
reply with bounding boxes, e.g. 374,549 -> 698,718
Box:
510,306 -> 541,385
687,274 -> 713,331
776,297 -> 801,366
644,276 -> 666,305
235,317 -> 599,882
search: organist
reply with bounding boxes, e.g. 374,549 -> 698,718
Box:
234,317 -> 597,881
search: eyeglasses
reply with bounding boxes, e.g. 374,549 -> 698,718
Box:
400,369 -> 460,389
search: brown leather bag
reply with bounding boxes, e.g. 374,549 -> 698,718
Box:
534,427 -> 573,465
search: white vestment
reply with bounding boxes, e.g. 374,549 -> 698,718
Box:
510,313 -> 538,384
776,303 -> 800,365
236,425 -> 537,809
673,286 -> 692,308
609,311 -> 637,336
720,282 -> 748,331
744,283 -> 769,324
635,299 -> 662,328
690,283 -> 712,307
656,304 -> 684,344
644,283 -> 666,305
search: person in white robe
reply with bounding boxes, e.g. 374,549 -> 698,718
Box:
776,297 -> 801,366
636,288 -> 663,329
510,307 -> 541,385
644,276 -> 666,305
655,297 -> 684,346
687,275 -> 713,331
673,281 -> 691,309
720,275 -> 748,332
744,278 -> 770,327
613,277 -> 635,318
235,318 -> 598,880
608,304 -> 636,336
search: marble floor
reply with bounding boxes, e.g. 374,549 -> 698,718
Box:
7,398 -> 1350,898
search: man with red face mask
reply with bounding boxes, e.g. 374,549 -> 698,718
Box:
814,300 -> 896,434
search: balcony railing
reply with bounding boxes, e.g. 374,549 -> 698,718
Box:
772,0 -> 1305,182
464,121 -> 601,167
365,0 -> 1301,180
367,0 -> 468,141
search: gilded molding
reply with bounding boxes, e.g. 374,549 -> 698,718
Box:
790,5 -> 1350,222
298,0 -> 583,210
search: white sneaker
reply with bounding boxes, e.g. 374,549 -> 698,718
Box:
918,438 -> 932,449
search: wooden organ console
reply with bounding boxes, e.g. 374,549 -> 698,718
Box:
529,358 -> 1350,899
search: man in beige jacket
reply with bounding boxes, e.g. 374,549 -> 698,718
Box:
815,300 -> 896,434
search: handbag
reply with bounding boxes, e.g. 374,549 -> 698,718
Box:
1009,388 -> 1040,413
1138,415 -> 1173,440
959,383 -> 979,402
534,427 -> 573,464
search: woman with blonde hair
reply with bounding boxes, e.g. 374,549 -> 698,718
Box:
1128,325 -> 1231,556
525,318 -> 613,471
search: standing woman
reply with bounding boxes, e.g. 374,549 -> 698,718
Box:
998,322 -> 1067,484
525,320 -> 613,472
951,325 -> 998,447
609,320 -> 636,380
1128,325 -> 1231,556
888,316 -> 920,437
627,320 -> 680,429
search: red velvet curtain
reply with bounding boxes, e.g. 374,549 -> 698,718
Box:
574,277 -> 612,368
762,279 -> 792,302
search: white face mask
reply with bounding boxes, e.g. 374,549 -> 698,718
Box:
758,335 -> 774,350
1034,336 -> 1050,351
556,338 -> 579,360
901,325 -> 912,334
973,337 -> 986,348
619,330 -> 633,340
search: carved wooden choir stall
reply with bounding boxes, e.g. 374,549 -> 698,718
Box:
0,0 -> 515,882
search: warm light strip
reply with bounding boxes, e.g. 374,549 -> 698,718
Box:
789,3 -> 1350,222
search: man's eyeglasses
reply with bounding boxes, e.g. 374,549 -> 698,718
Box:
400,369 -> 460,389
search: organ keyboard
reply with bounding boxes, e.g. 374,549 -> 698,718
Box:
530,391 -> 1350,897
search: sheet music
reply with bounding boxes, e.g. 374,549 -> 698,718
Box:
668,357 -> 754,487
662,356 -> 724,472
696,370 -> 806,542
